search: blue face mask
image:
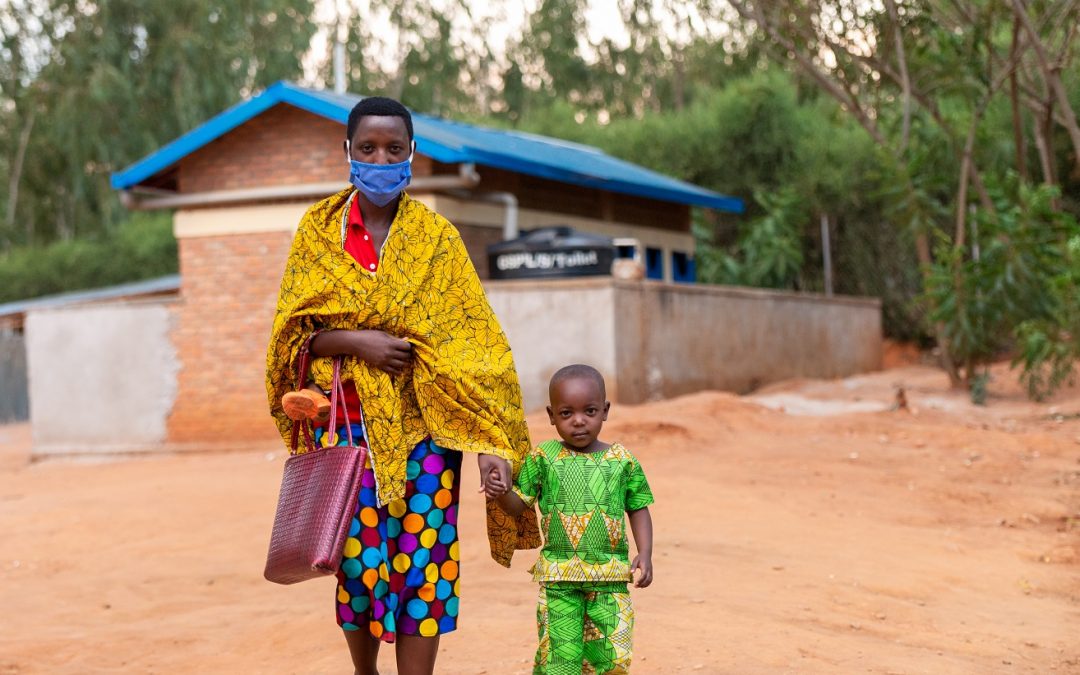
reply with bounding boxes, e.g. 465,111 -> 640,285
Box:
347,141 -> 414,207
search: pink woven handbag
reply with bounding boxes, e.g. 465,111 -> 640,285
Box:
264,342 -> 367,585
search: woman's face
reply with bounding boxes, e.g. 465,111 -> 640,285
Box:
346,116 -> 412,165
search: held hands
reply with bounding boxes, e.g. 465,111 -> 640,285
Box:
352,330 -> 413,375
631,554 -> 653,588
477,454 -> 511,499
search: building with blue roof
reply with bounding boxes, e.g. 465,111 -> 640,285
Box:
101,81 -> 753,448
112,80 -> 742,283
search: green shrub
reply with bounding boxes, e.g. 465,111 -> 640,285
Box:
922,176 -> 1080,397
0,211 -> 176,304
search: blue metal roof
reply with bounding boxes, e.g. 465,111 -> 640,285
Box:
111,81 -> 744,213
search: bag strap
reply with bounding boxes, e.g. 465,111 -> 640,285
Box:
325,357 -> 368,449
326,357 -> 349,446
289,332 -> 319,454
287,331 -> 367,453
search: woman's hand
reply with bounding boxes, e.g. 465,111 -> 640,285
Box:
351,330 -> 413,375
310,329 -> 412,375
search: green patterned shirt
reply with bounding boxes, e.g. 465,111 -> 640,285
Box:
513,439 -> 654,582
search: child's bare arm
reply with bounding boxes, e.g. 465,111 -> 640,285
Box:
628,507 -> 653,588
478,466 -> 529,517
495,489 -> 529,517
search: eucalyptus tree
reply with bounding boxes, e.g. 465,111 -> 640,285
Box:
0,0 -> 315,248
729,0 -> 1080,394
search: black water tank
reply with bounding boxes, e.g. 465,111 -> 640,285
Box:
487,227 -> 615,280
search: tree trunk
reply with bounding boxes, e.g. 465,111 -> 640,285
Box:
6,108 -> 35,233
672,52 -> 685,112
914,230 -> 963,387
1012,0 -> 1080,177
955,117 -> 980,247
1009,17 -> 1028,181
885,0 -> 912,153
1031,109 -> 1058,186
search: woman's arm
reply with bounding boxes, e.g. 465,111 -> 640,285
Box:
311,329 -> 413,375
628,507 -> 653,588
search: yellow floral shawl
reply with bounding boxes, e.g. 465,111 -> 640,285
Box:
266,188 -> 540,566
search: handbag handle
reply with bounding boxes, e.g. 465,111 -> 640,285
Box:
288,332 -> 365,453
325,358 -> 355,447
288,332 -> 325,454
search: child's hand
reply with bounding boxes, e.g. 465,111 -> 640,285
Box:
479,468 -> 510,499
477,454 -> 511,499
631,554 -> 653,588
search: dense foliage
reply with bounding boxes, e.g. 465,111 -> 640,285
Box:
0,210 -> 174,304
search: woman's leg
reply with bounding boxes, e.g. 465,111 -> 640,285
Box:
344,630 -> 381,675
395,634 -> 441,675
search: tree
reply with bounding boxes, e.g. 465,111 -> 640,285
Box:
0,0 -> 316,249
730,0 -> 1080,393
320,0 -> 497,118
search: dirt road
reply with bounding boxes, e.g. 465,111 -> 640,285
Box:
0,363 -> 1077,673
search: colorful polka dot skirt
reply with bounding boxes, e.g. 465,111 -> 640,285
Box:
319,428 -> 462,642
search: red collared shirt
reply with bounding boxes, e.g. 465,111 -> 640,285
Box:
344,195 -> 379,272
325,195 -> 379,430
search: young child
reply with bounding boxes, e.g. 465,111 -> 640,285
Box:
487,364 -> 654,674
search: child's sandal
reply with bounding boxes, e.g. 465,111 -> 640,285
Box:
282,389 -> 331,421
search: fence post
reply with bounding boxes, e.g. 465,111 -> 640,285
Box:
821,214 -> 834,296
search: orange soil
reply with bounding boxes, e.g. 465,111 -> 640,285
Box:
0,363 -> 1077,674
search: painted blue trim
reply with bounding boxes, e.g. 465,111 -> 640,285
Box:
275,82 -> 349,124
671,250 -> 696,283
645,247 -> 664,280
111,80 -> 745,213
461,147 -> 745,212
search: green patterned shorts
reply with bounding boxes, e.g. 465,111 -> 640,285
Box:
534,582 -> 634,675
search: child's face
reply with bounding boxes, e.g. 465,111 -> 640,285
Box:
547,376 -> 610,451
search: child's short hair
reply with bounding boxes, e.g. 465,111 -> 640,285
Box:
549,364 -> 607,400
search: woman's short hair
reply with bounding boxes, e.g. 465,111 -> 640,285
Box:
347,97 -> 414,141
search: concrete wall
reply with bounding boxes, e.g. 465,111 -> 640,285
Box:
485,280 -> 618,412
22,278 -> 881,455
26,301 -> 178,455
611,281 -> 883,402
485,277 -> 882,410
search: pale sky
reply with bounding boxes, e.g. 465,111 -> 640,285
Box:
304,0 -> 691,85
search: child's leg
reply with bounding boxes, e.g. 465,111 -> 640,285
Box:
581,584 -> 634,674
534,583 -> 586,675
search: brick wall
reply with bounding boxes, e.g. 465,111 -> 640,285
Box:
178,104 -> 433,194
164,218 -> 496,448
167,230 -> 293,447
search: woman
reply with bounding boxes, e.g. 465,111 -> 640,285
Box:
266,96 -> 539,675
